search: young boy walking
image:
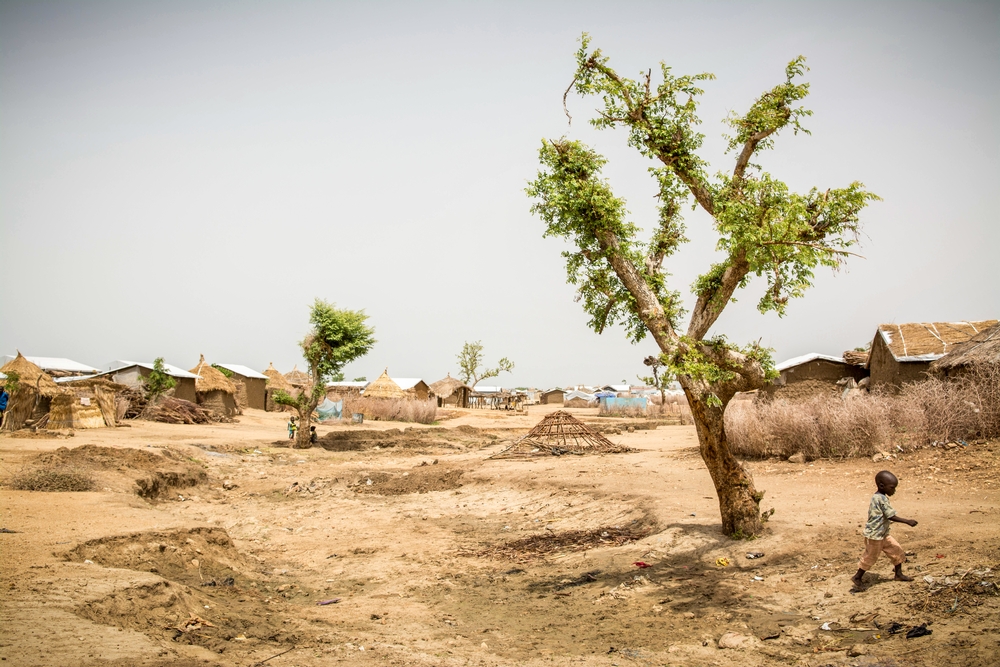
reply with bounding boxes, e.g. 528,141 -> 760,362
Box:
852,470 -> 917,589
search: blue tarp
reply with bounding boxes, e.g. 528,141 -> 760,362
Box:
316,398 -> 343,421
600,397 -> 648,411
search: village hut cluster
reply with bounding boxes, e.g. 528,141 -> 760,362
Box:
4,318 -> 993,433
766,319 -> 999,400
0,346 -> 687,433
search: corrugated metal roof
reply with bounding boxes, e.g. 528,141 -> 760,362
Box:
776,353 -> 845,372
564,390 -> 596,400
603,384 -> 631,392
214,363 -> 269,380
55,374 -> 99,383
1,355 -> 98,373
474,385 -> 503,393
327,381 -> 368,388
107,360 -> 200,379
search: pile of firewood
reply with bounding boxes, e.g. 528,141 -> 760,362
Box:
146,398 -> 217,424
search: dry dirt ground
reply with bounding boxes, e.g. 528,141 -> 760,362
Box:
1,406 -> 997,667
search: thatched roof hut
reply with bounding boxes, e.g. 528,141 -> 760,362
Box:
263,363 -> 293,391
284,365 -> 311,388
931,322 -> 1000,378
1,352 -> 62,397
362,369 -> 406,400
189,354 -> 238,417
0,352 -> 64,431
430,374 -> 471,408
262,363 -> 297,412
868,320 -> 998,389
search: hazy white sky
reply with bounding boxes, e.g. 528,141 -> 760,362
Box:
1,1 -> 997,387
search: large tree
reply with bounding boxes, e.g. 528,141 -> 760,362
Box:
275,300 -> 376,448
527,37 -> 877,537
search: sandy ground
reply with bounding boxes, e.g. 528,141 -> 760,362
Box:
1,406 -> 997,667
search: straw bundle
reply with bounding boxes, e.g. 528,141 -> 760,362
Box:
842,350 -> 869,367
362,369 -> 406,400
189,354 -> 236,395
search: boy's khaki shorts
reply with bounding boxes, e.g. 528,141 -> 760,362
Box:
858,535 -> 906,570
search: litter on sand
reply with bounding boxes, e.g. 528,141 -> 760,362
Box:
906,623 -> 932,639
632,561 -> 651,569
715,557 -> 730,567
745,552 -> 764,559
317,598 -> 341,606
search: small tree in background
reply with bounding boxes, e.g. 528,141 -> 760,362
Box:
457,341 -> 514,388
141,358 -> 176,402
527,36 -> 877,537
274,300 -> 376,448
639,355 -> 673,407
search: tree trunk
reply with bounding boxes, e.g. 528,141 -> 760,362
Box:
293,403 -> 315,449
682,383 -> 763,538
292,375 -> 325,449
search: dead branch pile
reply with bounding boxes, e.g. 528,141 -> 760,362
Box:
909,566 -> 998,614
146,398 -> 218,424
116,386 -> 147,420
469,526 -> 650,562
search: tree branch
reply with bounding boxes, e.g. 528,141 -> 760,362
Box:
593,229 -> 678,350
687,252 -> 751,340
733,127 -> 778,181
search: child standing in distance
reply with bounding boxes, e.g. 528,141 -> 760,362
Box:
852,470 -> 917,589
287,416 -> 297,441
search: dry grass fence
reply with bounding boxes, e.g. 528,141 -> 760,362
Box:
343,396 -> 437,425
725,363 -> 1000,460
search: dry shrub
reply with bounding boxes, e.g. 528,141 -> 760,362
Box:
726,362 -> 1000,460
897,362 -> 1000,443
10,467 -> 95,492
343,396 -> 437,424
726,395 -> 895,460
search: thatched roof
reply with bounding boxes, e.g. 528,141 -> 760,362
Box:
0,352 -> 63,397
362,369 -> 406,400
284,365 -> 311,387
189,354 -> 237,395
263,363 -> 294,391
874,320 -> 998,362
931,322 -> 1000,371
430,374 -> 470,399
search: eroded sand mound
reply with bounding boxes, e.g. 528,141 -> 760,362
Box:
350,465 -> 465,495
21,445 -> 207,498
64,527 -> 251,587
67,527 -> 317,655
317,426 -> 497,452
